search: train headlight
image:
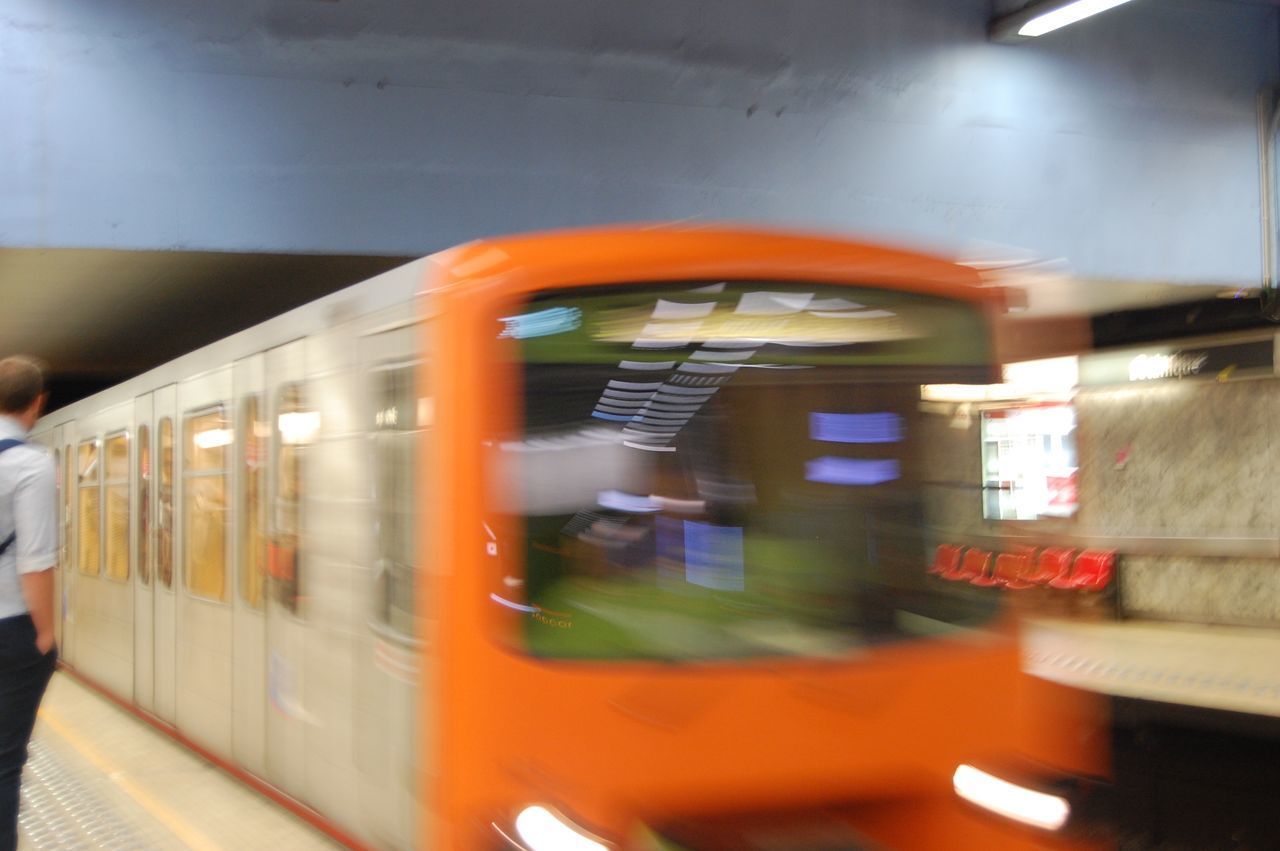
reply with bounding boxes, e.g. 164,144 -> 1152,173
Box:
952,764 -> 1070,831
511,805 -> 613,851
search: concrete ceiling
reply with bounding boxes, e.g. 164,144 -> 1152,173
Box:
0,248 -> 411,408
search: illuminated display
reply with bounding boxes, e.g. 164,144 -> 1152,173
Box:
810,412 -> 903,444
981,405 -> 1077,520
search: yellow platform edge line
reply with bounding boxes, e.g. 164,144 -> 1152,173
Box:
37,709 -> 223,851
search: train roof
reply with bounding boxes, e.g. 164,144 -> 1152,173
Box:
428,222 -> 999,305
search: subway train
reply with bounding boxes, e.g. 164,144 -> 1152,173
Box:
32,225 -> 1107,850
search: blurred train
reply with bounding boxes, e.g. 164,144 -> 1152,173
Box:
33,226 -> 1108,850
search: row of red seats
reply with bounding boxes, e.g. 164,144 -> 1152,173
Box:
926,544 -> 1114,591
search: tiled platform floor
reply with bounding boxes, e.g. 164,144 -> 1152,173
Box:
17,674 -> 342,850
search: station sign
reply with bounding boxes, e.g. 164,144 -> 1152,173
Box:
1078,336 -> 1276,387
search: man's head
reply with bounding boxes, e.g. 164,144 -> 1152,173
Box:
0,357 -> 48,429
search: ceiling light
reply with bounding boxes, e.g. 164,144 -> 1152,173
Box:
1019,0 -> 1135,37
989,0 -> 1139,42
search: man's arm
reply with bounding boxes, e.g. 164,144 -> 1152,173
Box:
15,452 -> 58,654
19,568 -> 55,653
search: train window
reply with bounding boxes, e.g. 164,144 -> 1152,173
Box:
373,364 -> 421,637
77,440 -> 100,576
104,432 -> 130,581
240,396 -> 266,610
184,407 -> 230,603
270,383 -> 311,614
158,417 -> 174,589
137,424 -> 151,586
501,282 -> 1000,661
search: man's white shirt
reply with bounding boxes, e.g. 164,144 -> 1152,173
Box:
0,415 -> 57,619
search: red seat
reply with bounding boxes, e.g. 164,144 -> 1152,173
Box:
985,550 -> 1038,589
969,550 -> 1007,587
928,544 -> 964,577
943,548 -> 991,583
1029,547 -> 1077,585
1052,549 -> 1115,591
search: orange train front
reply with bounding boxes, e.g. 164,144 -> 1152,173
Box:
421,226 -> 1111,850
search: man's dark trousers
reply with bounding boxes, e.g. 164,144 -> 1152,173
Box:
0,614 -> 56,851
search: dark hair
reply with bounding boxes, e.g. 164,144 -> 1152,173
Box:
0,357 -> 46,415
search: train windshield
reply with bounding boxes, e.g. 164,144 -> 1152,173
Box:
500,281 -> 1000,661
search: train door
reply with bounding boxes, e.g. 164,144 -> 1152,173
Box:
232,354 -> 268,777
356,316 -> 426,850
175,368 -> 235,754
58,421 -> 77,667
133,393 -> 155,713
264,340 -> 309,798
75,404 -> 135,698
153,384 -> 179,724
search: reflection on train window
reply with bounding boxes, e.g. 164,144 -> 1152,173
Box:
184,408 -> 230,603
104,432 -> 130,581
137,425 -> 151,585
503,282 -> 999,661
77,440 -> 100,576
158,417 -> 174,589
63,444 -> 72,573
374,365 -> 420,637
241,395 -> 266,610
271,383 -> 312,614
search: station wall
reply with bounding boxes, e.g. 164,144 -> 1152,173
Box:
921,372 -> 1280,628
1077,378 -> 1280,626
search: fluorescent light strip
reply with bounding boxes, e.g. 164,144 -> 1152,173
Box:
623,441 -> 677,452
619,360 -> 676,371
1019,0 -> 1134,37
678,362 -> 739,374
690,349 -> 753,362
952,765 -> 1070,831
634,411 -> 693,421
607,380 -> 662,391
625,423 -> 682,434
655,385 -> 717,397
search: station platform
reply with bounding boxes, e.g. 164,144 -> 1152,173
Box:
1023,617 -> 1280,718
18,673 -> 341,850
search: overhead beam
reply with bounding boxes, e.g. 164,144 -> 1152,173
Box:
990,0 -> 1137,44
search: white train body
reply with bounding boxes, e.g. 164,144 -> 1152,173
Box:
33,258 -> 431,850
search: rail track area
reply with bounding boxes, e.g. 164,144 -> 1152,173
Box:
17,674 -> 339,851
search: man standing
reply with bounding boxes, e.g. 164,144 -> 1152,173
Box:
0,357 -> 57,851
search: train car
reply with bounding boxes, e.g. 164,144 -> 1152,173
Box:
32,225 -> 1108,850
